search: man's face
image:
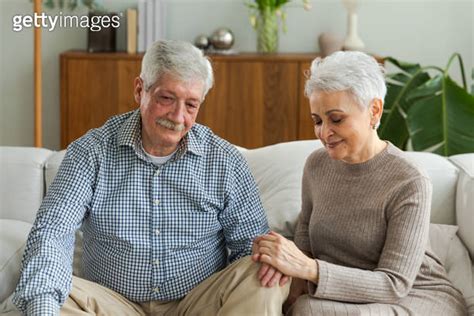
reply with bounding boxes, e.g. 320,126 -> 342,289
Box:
134,72 -> 205,156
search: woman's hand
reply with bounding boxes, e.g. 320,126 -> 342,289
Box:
254,231 -> 318,282
252,237 -> 290,287
283,277 -> 308,314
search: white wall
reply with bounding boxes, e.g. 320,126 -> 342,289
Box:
1,0 -> 472,149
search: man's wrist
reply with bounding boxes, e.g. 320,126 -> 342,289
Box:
26,294 -> 60,316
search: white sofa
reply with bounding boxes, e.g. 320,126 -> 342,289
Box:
1,141 -> 473,314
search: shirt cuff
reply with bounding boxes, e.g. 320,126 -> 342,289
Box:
26,295 -> 60,316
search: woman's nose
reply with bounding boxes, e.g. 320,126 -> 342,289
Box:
318,122 -> 333,140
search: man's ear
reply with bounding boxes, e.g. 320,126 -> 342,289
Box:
134,77 -> 144,105
370,98 -> 384,126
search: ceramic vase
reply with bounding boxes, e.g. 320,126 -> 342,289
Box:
342,0 -> 365,51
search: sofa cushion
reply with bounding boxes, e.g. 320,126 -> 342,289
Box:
449,154 -> 474,259
242,140 -> 323,237
428,224 -> 473,311
404,152 -> 458,225
429,223 -> 458,265
0,147 -> 53,224
0,219 -> 32,302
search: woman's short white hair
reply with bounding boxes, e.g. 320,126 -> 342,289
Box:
140,40 -> 214,98
304,51 -> 386,109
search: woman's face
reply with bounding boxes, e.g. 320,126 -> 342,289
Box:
309,90 -> 378,164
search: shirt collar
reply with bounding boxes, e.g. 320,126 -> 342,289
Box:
117,109 -> 204,159
117,109 -> 142,149
184,127 -> 204,157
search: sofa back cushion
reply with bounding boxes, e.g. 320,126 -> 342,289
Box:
449,154 -> 474,259
404,152 -> 458,225
241,140 -> 323,237
0,147 -> 52,224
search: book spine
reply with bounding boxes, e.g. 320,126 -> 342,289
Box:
145,0 -> 154,50
137,0 -> 146,52
126,9 -> 137,54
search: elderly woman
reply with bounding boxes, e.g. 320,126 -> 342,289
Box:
253,51 -> 467,315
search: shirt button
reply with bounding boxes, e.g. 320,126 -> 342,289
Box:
153,259 -> 160,265
153,287 -> 160,293
155,169 -> 161,176
155,229 -> 161,235
154,199 -> 160,205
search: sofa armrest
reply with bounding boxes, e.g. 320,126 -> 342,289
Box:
0,219 -> 32,303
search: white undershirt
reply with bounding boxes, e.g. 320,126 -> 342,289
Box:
141,143 -> 177,166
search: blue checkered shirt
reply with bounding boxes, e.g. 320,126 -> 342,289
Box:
13,110 -> 269,315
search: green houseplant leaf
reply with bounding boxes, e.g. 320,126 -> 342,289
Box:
407,76 -> 474,155
381,53 -> 474,156
379,58 -> 430,149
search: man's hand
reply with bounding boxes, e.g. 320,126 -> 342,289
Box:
252,237 -> 290,287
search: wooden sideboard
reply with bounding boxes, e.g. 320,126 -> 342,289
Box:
60,51 -> 319,149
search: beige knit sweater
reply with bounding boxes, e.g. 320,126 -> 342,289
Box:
293,143 -> 467,315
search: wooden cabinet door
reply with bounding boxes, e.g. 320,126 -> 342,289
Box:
298,61 -> 316,141
198,60 -> 299,148
117,60 -> 142,114
61,56 -> 140,148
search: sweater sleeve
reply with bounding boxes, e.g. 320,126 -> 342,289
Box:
309,176 -> 432,303
294,161 -> 313,253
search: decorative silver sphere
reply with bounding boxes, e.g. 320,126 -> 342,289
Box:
194,34 -> 210,50
209,27 -> 234,50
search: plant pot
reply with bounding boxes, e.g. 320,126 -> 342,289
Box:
257,8 -> 279,53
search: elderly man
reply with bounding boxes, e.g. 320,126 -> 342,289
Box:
13,40 -> 289,315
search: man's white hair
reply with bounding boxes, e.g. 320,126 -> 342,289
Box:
304,51 -> 386,110
140,40 -> 214,98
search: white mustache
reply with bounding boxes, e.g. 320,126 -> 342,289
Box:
155,118 -> 185,132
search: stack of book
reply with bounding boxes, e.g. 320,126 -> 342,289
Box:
120,0 -> 166,54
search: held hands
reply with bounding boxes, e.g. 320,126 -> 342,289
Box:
252,238 -> 290,287
252,231 -> 318,283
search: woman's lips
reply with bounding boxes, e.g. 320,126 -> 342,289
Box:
326,140 -> 343,149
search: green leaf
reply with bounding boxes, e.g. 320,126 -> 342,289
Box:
379,105 -> 410,149
407,76 -> 474,155
406,76 -> 442,103
384,57 -> 422,75
386,73 -> 412,85
380,70 -> 430,149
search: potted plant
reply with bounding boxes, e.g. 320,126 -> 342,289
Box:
40,0 -> 103,11
380,53 -> 474,156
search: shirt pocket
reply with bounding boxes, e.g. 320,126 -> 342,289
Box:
84,231 -> 133,259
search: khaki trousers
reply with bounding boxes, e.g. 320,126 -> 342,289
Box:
61,256 -> 290,316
